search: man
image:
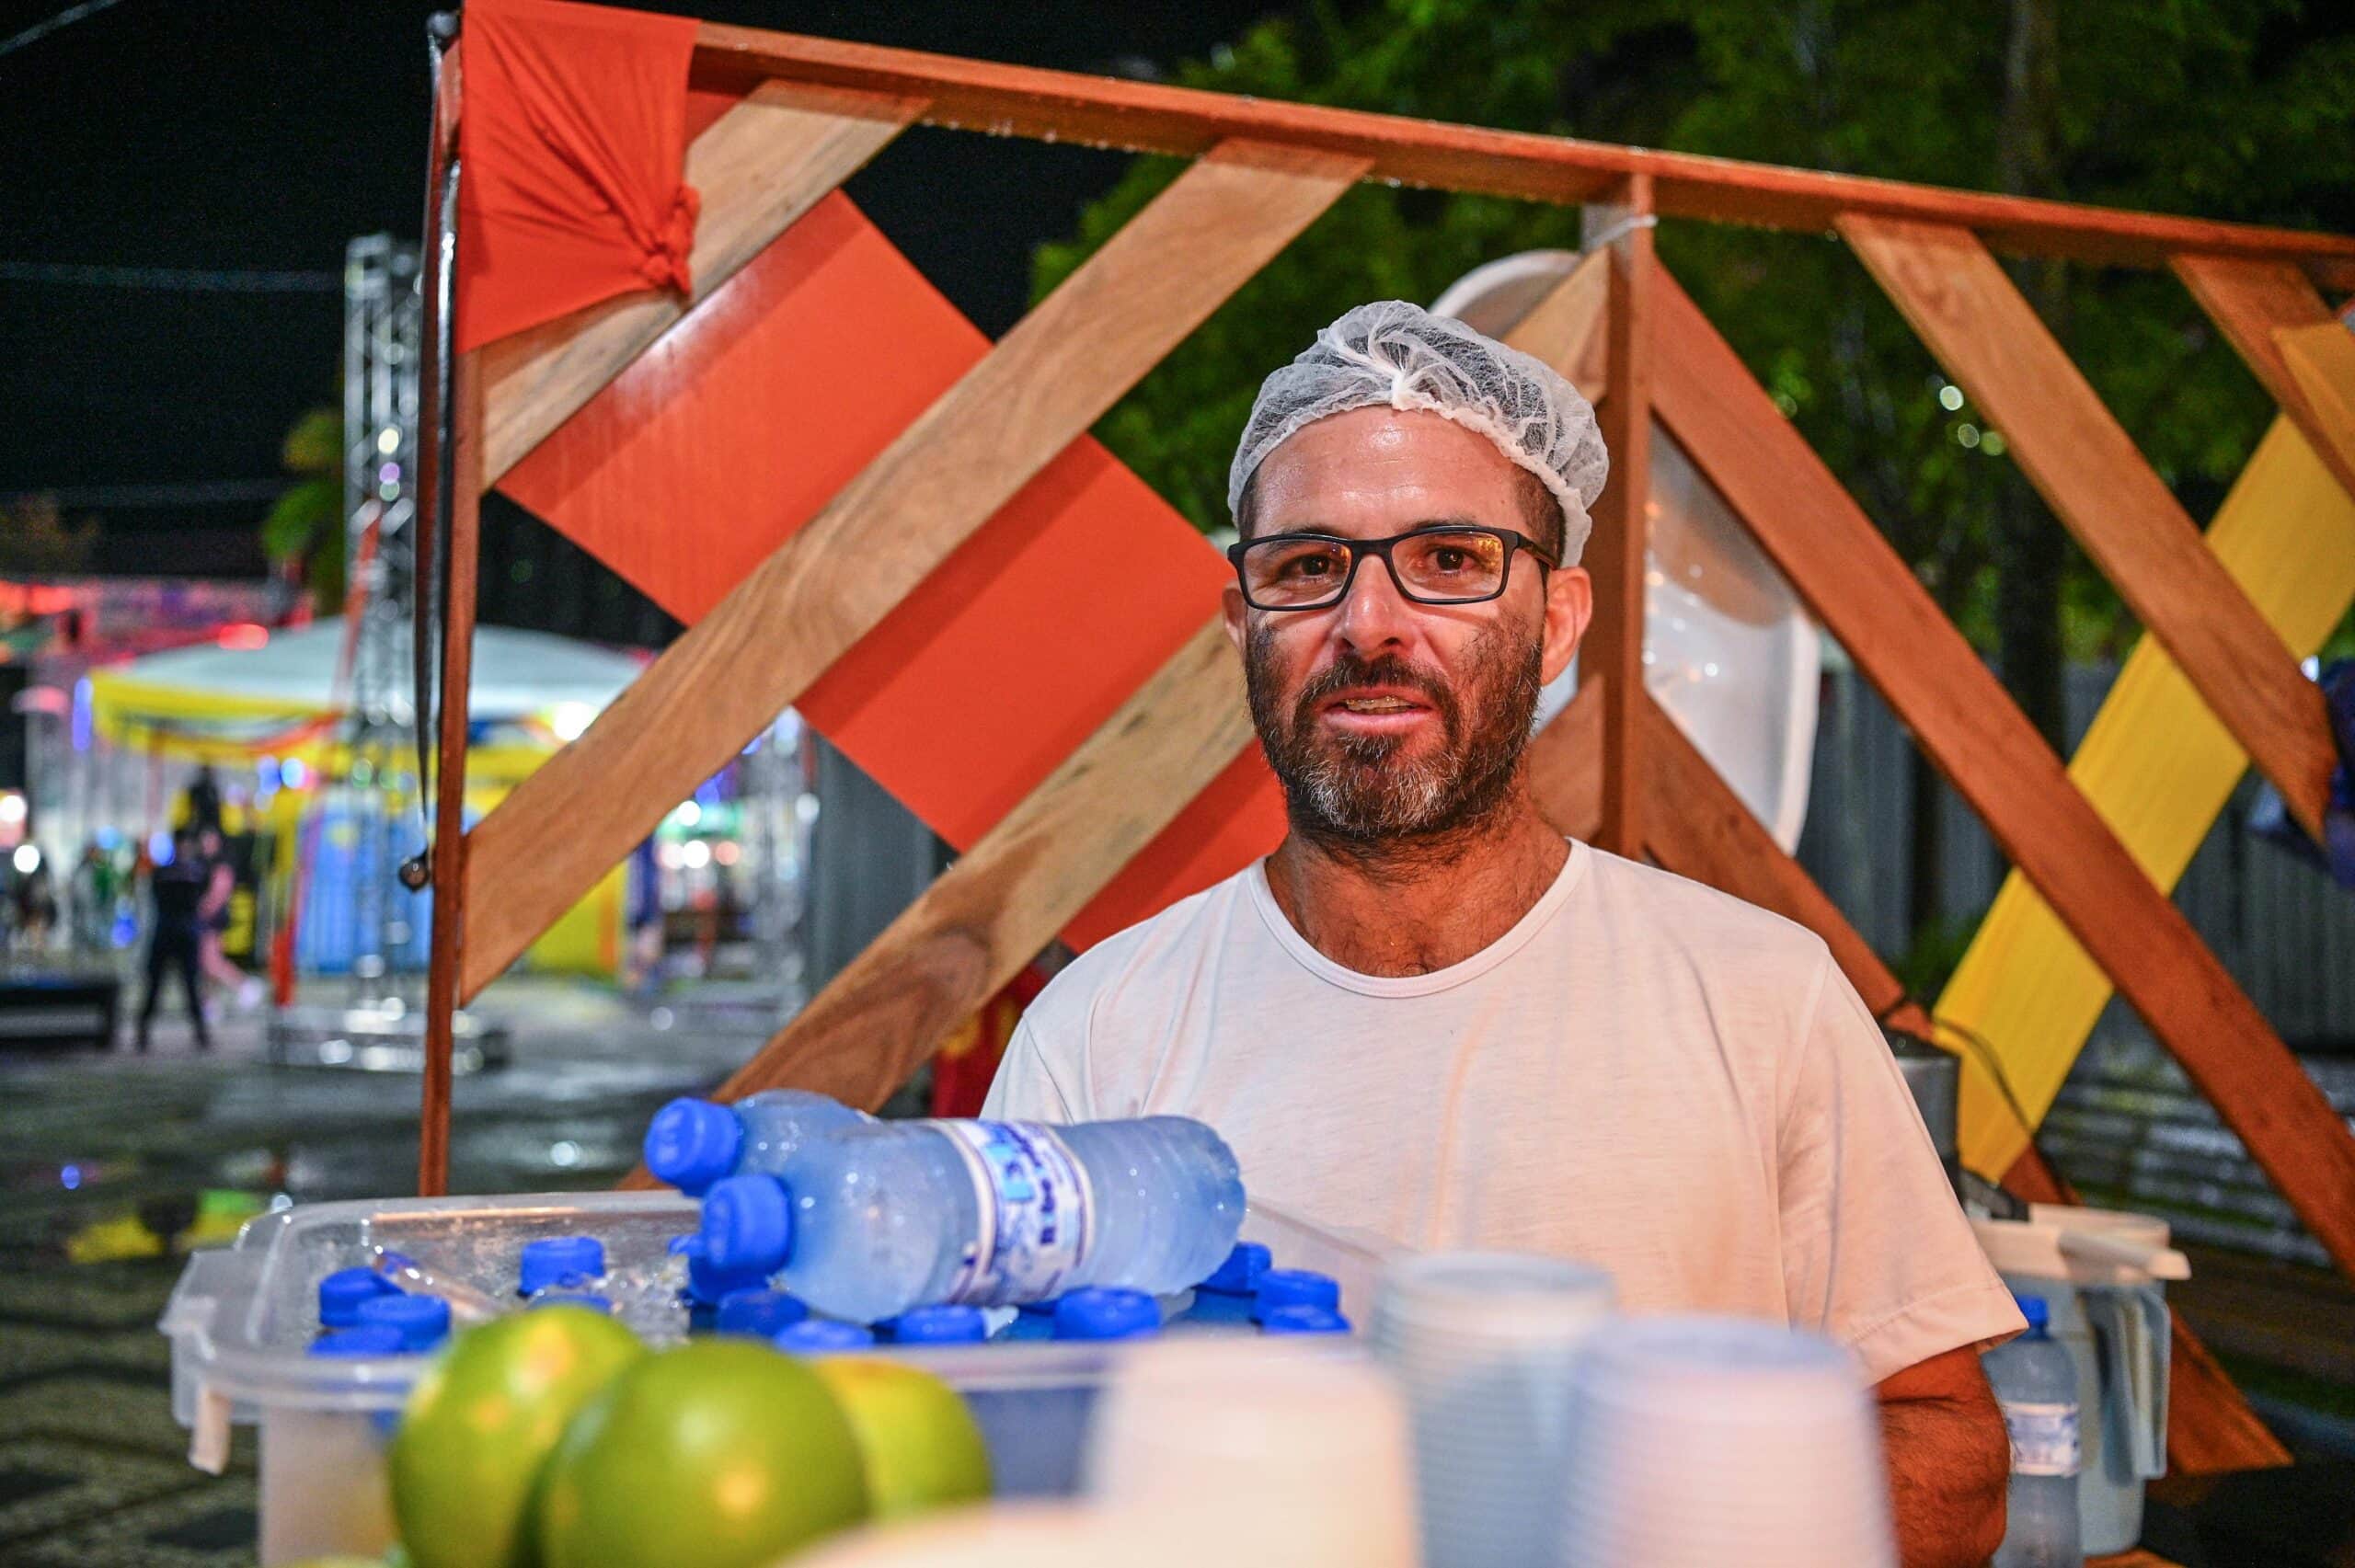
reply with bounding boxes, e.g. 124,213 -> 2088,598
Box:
984,302 -> 2019,1565
134,827 -> 211,1052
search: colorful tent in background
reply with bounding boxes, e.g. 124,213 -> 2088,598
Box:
84,618 -> 648,779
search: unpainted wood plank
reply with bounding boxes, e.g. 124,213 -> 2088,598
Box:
1648,261 -> 2355,1283
480,81 -> 923,485
1496,247 -> 1610,398
2279,318 -> 2355,493
1842,214 -> 2335,843
2170,254 -> 2355,501
693,23 -> 2355,289
1582,182 -> 1656,857
611,617 -> 1255,1158
462,139 -> 1366,998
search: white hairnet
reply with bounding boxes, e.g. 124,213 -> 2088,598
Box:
1227,300 -> 1610,565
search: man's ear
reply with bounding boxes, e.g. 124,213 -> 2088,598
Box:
1222,580 -> 1249,658
1539,563 -> 1592,686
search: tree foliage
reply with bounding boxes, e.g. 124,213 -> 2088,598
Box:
259,405 -> 344,612
1035,0 -> 2355,671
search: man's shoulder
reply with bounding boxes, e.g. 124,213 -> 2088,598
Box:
1573,841 -> 1836,978
1020,864 -> 1258,1041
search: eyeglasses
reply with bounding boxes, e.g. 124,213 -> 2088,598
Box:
1227,524 -> 1558,612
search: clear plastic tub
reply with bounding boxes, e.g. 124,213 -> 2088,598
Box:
160,1187 -> 1398,1564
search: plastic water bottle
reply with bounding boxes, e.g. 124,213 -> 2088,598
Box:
643,1090 -> 873,1196
1983,1294 -> 2083,1568
699,1116 -> 1245,1323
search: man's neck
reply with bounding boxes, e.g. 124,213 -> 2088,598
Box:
1260,786 -> 1571,977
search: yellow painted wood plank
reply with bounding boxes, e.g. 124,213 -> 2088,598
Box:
1948,414 -> 2355,1177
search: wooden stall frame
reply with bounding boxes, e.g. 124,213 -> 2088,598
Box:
419,17 -> 2355,1470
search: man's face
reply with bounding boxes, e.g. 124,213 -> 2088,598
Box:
1223,406 -> 1592,848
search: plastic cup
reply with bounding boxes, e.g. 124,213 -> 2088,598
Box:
1086,1339 -> 1418,1568
1556,1315 -> 1895,1568
1367,1253 -> 1614,1568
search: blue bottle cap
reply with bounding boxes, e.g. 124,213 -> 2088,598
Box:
355,1291 -> 454,1352
2014,1293 -> 2049,1333
716,1288 -> 810,1337
643,1097 -> 746,1196
1253,1268 -> 1339,1323
700,1175 -> 795,1276
528,1292 -> 614,1314
318,1265 -> 402,1327
886,1304 -> 990,1345
309,1323 -> 408,1356
1052,1288 -> 1161,1342
1199,1241 -> 1271,1297
518,1236 -> 606,1298
1261,1303 -> 1351,1336
774,1320 -> 875,1354
670,1233 -> 770,1306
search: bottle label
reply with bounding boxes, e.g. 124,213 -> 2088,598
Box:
2001,1400 -> 2081,1477
936,1120 -> 1095,1306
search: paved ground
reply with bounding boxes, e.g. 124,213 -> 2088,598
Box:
5,977 -> 2355,1564
0,976 -> 773,1566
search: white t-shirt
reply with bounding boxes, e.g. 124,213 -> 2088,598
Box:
982,840 -> 2021,1382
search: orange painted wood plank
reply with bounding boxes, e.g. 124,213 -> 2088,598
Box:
689,24 -> 2355,289
1842,215 -> 2336,842
472,143 -> 1359,991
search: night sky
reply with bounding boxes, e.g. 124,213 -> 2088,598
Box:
0,0 -> 1288,578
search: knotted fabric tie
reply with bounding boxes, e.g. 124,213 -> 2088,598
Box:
639,183 -> 701,295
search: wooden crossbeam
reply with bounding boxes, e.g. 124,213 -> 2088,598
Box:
2171,254 -> 2355,503
459,140 -> 1366,998
691,25 -> 2355,289
1619,691 -> 2285,1473
1841,215 -> 2336,842
481,81 -> 923,485
1648,260 -> 2355,1282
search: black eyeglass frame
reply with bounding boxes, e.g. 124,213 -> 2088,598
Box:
1225,523 -> 1561,612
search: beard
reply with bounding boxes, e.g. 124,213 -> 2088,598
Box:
1246,617 -> 1545,861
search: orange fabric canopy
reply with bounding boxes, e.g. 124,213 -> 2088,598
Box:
456,0 -> 699,351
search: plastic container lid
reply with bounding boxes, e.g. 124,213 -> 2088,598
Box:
717,1288 -> 810,1337
1261,1303 -> 1352,1336
888,1305 -> 990,1345
317,1265 -> 401,1327
701,1175 -> 794,1276
308,1323 -> 407,1357
774,1320 -> 875,1354
518,1236 -> 606,1297
1053,1288 -> 1161,1342
2014,1293 -> 2049,1334
643,1097 -> 745,1196
1199,1241 -> 1271,1297
527,1292 -> 615,1314
355,1292 -> 454,1352
668,1233 -> 767,1306
1253,1268 -> 1339,1323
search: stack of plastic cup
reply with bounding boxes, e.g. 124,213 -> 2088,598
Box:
1557,1316 -> 1895,1567
1085,1339 -> 1418,1568
1368,1253 -> 1614,1568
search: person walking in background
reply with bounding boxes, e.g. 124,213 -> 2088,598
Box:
133,828 -> 211,1052
192,825 -> 260,1010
